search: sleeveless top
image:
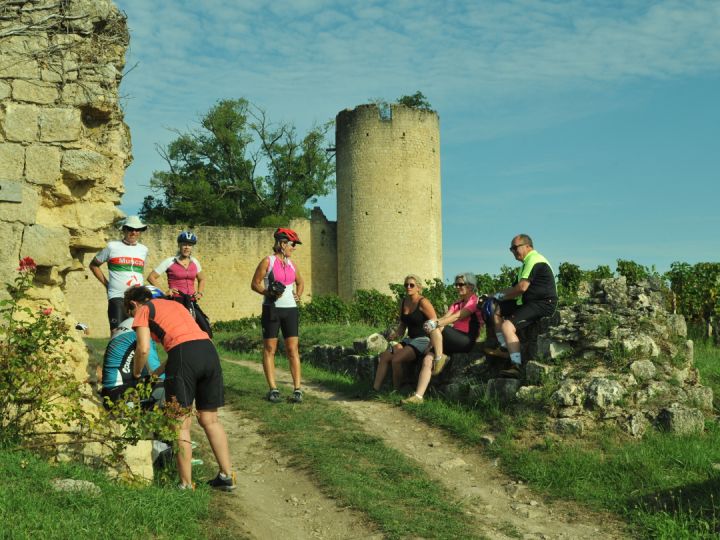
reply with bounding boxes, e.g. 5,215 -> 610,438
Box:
400,297 -> 428,339
154,256 -> 202,295
263,255 -> 297,308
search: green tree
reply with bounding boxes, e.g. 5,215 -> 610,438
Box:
396,91 -> 433,111
140,99 -> 335,226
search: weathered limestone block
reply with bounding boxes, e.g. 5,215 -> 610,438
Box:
61,82 -> 106,107
64,0 -> 117,34
21,224 -> 72,269
525,361 -> 550,385
0,55 -> 40,79
0,183 -> 39,223
0,142 -> 25,180
552,380 -> 585,407
548,341 -> 571,359
354,333 -> 388,354
62,149 -> 111,181
601,276 -> 628,307
622,335 -> 659,357
623,412 -> 650,437
3,103 -> 39,141
686,386 -> 714,411
634,381 -> 687,405
12,80 -> 59,104
486,378 -> 521,403
551,418 -> 584,435
657,404 -> 705,435
0,80 -> 11,99
586,378 -> 624,409
516,385 -> 545,405
0,221 -> 24,293
630,360 -> 656,381
39,108 -> 82,142
25,145 -> 62,186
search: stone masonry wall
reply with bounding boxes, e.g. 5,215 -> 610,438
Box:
0,0 -> 130,379
335,104 -> 443,299
65,208 -> 338,337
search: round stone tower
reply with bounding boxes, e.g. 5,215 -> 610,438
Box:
335,104 -> 442,299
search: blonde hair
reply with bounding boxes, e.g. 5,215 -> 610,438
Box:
404,274 -> 423,291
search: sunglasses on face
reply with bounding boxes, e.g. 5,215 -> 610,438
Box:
510,243 -> 527,252
404,283 -> 416,288
454,282 -> 466,288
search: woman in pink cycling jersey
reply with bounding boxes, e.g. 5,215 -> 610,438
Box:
148,231 -> 211,335
251,228 -> 305,404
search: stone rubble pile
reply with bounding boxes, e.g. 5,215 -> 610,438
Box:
306,277 -> 714,438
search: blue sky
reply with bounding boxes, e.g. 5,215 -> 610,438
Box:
114,0 -> 720,280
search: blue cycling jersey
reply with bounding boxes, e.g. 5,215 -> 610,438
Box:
102,330 -> 162,389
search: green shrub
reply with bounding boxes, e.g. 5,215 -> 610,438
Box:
300,294 -> 353,324
351,289 -> 397,328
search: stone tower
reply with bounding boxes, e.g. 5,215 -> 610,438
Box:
335,104 -> 442,299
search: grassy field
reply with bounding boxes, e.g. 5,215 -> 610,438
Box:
217,326 -> 720,539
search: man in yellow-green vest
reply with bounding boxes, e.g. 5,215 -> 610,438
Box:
487,234 -> 557,378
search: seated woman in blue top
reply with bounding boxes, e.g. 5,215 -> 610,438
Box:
372,274 -> 437,392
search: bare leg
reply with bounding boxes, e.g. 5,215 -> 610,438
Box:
262,338 -> 278,389
501,320 -> 521,356
390,346 -> 420,389
197,408 -> 232,476
413,353 -> 434,398
176,415 -> 193,486
429,327 -> 444,357
373,348 -> 395,391
284,336 -> 301,389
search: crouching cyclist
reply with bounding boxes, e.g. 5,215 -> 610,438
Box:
100,315 -> 164,410
124,284 -> 236,491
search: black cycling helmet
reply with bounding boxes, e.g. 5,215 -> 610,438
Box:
273,227 -> 302,244
177,231 -> 197,245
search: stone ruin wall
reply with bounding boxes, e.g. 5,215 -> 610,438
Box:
0,0 -> 130,378
65,209 -> 338,337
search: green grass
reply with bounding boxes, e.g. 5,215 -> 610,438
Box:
0,447 -> 211,539
218,348 -> 482,540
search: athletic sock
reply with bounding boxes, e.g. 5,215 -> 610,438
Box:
496,332 -> 507,348
510,352 -> 522,365
219,472 -> 232,480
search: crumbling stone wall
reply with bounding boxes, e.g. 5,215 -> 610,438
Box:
0,0 -> 130,379
307,278 -> 714,438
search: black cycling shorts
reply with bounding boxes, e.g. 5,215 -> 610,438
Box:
164,340 -> 224,410
442,326 -> 476,354
501,299 -> 556,330
108,297 -> 127,331
261,305 -> 299,340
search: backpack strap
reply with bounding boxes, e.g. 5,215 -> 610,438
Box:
146,300 -> 166,343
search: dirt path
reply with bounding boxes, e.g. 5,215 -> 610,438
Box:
216,358 -> 630,540
195,405 -> 383,540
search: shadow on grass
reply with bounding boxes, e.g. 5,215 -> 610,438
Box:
629,476 -> 720,535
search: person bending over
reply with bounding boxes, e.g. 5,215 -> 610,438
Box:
124,285 -> 236,491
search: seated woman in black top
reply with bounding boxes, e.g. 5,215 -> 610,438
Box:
372,275 -> 437,392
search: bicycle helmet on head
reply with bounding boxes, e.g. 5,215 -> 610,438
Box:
273,227 -> 302,244
177,231 -> 197,245
145,285 -> 165,299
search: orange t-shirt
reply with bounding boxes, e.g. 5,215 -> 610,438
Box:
132,299 -> 209,352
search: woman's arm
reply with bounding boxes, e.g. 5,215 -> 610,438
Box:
251,258 -> 270,296
147,271 -> 162,287
133,327 -> 151,378
195,271 -> 206,298
418,297 -> 437,321
293,265 -> 304,301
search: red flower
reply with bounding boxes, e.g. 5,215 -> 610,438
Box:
18,256 -> 37,273
41,307 -> 53,316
